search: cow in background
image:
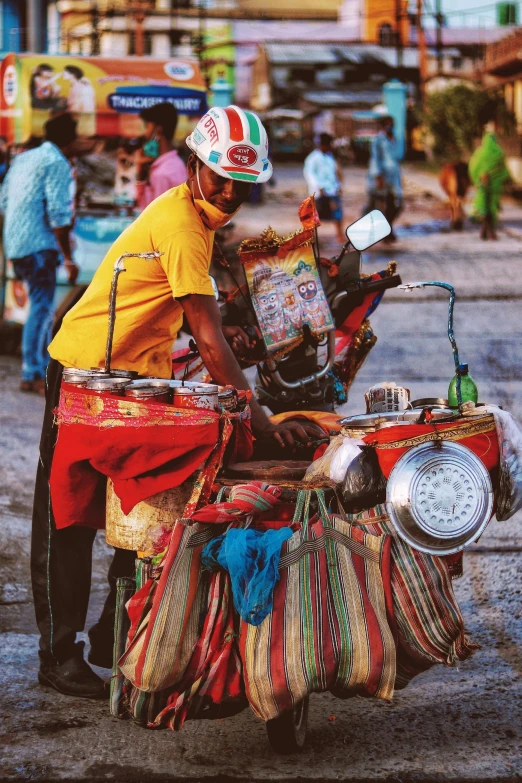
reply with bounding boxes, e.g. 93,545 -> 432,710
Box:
439,162 -> 470,230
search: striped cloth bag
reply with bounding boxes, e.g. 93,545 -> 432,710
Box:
240,491 -> 396,722
342,505 -> 480,687
118,521 -> 215,692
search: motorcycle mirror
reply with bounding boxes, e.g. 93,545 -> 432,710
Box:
210,276 -> 220,301
345,210 -> 392,251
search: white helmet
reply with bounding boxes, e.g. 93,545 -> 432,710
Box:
187,105 -> 273,184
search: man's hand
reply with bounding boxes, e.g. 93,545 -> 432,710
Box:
64,259 -> 79,285
222,325 -> 252,357
256,419 -> 326,450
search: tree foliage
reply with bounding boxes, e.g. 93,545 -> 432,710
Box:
423,85 -> 496,159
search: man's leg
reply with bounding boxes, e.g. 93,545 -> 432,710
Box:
88,547 -> 137,668
31,359 -> 107,698
14,251 -> 57,389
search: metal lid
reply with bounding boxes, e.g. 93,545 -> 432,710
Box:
63,368 -> 109,379
410,398 -> 449,409
125,385 -> 169,398
110,369 -> 139,379
386,441 -> 493,555
86,377 -> 132,391
173,386 -> 216,396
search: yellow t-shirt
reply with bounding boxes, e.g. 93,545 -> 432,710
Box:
49,182 -> 216,378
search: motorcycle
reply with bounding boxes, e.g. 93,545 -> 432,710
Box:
184,207 -> 402,414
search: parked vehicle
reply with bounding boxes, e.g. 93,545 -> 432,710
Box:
209,209 -> 401,414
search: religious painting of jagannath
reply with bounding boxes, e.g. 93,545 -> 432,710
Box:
240,239 -> 334,357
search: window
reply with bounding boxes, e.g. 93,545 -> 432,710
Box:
379,23 -> 395,47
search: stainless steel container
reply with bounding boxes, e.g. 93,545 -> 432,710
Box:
172,385 -> 219,411
62,368 -> 110,387
365,382 -> 410,413
125,380 -> 172,404
386,440 -> 493,555
218,386 -> 237,411
86,377 -> 133,394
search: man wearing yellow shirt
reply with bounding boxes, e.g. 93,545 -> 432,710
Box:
34,106 -> 320,699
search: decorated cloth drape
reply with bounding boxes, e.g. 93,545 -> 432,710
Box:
50,382 -> 252,529
363,415 -> 499,480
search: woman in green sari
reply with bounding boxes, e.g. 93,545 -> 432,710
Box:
469,124 -> 510,240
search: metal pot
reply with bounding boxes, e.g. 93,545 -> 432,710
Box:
386,440 -> 493,555
125,380 -> 172,404
85,377 -> 133,394
62,368 -> 110,387
172,385 -> 219,411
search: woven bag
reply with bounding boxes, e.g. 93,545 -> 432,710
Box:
118,520 -> 214,692
345,505 -> 480,687
239,490 -> 396,722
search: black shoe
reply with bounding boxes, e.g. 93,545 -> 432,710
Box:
87,646 -> 114,670
38,645 -> 108,699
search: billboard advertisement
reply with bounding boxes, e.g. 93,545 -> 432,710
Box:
0,54 -> 208,143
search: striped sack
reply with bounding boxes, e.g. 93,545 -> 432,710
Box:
240,491 -> 396,722
342,505 -> 479,688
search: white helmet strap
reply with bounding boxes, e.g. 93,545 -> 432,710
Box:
196,159 -> 208,203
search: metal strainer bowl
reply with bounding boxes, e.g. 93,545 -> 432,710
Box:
386,440 -> 493,555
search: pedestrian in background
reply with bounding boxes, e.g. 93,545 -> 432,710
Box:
303,132 -> 345,244
135,102 -> 187,210
0,113 -> 79,394
469,118 -> 510,240
366,115 -> 402,242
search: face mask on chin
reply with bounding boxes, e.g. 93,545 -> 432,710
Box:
190,160 -> 242,230
192,196 -> 241,231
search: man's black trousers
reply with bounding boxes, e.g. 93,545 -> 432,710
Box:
31,358 -> 136,665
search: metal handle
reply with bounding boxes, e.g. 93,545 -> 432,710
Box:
104,251 -> 163,374
266,331 -> 336,390
398,281 -> 462,407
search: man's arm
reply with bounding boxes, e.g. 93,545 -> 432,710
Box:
53,226 -> 78,284
45,159 -> 79,283
180,293 -> 319,448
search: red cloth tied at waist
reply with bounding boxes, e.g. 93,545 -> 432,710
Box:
50,384 -> 252,530
363,415 -> 499,479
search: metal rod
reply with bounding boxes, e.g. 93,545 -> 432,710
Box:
398,281 -> 462,406
104,251 -> 163,374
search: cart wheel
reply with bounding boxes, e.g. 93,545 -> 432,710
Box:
266,697 -> 309,753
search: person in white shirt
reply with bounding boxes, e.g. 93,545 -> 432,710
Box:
303,133 -> 344,243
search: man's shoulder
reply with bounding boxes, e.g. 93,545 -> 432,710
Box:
136,184 -> 206,242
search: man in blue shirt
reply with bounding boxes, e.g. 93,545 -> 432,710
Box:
0,113 -> 79,393
366,116 -> 403,242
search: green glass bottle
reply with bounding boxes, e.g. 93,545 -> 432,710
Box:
448,363 -> 478,409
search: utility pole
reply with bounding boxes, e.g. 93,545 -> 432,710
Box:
395,0 -> 403,69
134,0 -> 149,56
435,0 -> 444,75
91,2 -> 100,55
416,0 -> 428,102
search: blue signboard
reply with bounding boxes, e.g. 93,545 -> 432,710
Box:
107,85 -> 207,116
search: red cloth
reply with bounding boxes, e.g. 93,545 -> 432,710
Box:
50,384 -> 222,529
363,417 -> 499,479
50,421 -> 219,529
149,570 -> 244,730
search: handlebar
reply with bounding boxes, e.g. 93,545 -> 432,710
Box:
266,331 -> 336,391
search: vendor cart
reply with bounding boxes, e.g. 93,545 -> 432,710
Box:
0,53 -> 208,336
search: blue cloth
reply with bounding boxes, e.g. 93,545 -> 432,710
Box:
12,250 -> 59,381
367,131 -> 402,199
0,142 -> 75,259
202,527 -> 293,626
